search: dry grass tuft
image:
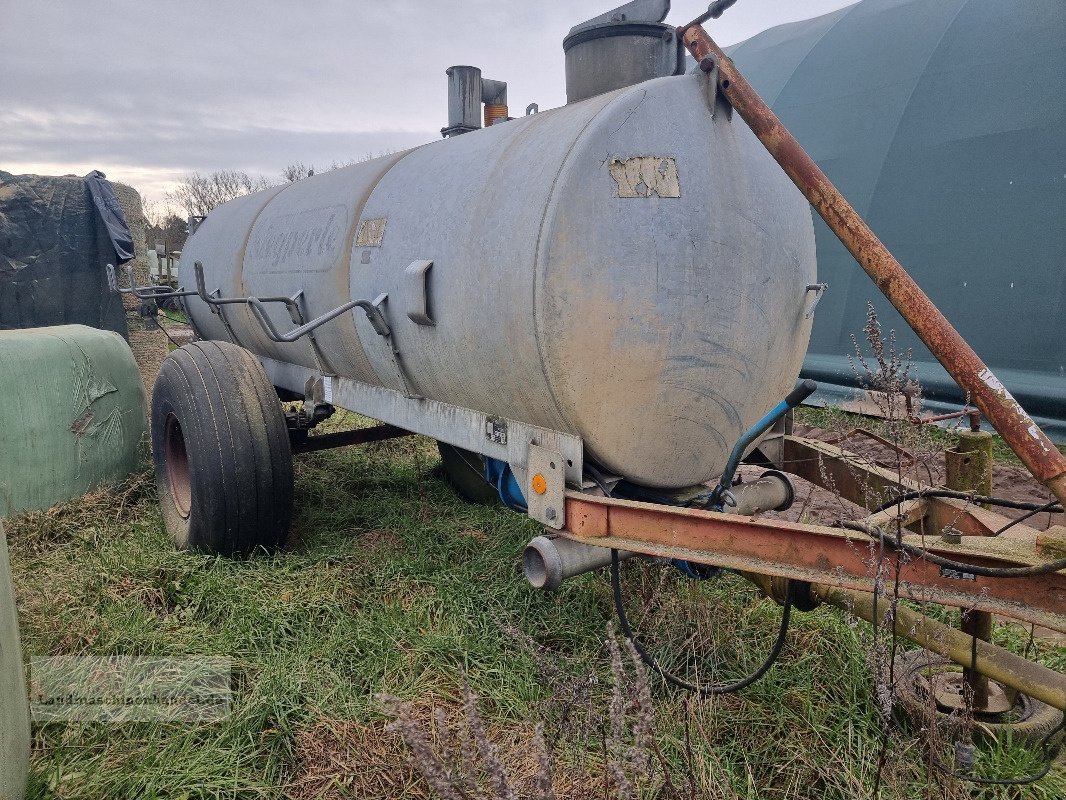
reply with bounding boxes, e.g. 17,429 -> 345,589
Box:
287,717 -> 422,800
4,468 -> 154,551
288,698 -> 610,800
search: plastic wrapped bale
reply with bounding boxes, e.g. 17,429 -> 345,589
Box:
0,325 -> 146,516
113,183 -> 168,404
0,519 -> 29,800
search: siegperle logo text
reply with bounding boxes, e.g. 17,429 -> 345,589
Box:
248,205 -> 348,270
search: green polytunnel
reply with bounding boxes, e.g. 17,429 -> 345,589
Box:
728,0 -> 1066,436
0,325 -> 146,516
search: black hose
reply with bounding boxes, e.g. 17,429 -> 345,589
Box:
991,500 -> 1062,535
842,520 -> 1066,578
873,489 -> 1062,516
610,549 -> 791,695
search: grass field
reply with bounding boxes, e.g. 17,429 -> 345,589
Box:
6,411 -> 1065,799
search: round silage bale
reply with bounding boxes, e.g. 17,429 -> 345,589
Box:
112,182 -> 167,404
0,520 -> 29,800
0,325 -> 147,516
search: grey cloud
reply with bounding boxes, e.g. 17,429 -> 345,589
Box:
1,0 -> 855,201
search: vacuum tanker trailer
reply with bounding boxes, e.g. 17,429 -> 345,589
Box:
133,0 -> 817,554
113,0 -> 1066,755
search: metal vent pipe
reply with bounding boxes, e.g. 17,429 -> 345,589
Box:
442,67 -> 509,137
442,65 -> 482,137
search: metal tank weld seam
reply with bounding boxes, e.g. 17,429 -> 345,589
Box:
335,149 -> 419,389
531,87 -> 649,441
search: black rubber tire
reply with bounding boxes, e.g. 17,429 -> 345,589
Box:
151,341 -> 294,556
893,648 -> 1064,746
436,442 -> 499,505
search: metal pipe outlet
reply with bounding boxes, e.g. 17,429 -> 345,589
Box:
728,470 -> 794,515
524,535 -> 637,590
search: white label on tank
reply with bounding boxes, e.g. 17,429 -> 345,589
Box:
355,218 -> 387,247
322,376 -> 333,404
608,157 -> 680,198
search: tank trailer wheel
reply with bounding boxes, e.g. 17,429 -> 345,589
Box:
151,341 -> 294,556
892,648 -> 1064,747
436,442 -> 499,505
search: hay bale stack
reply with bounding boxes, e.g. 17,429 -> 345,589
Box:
112,183 -> 166,403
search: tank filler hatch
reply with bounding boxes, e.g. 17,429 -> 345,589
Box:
563,0 -> 687,103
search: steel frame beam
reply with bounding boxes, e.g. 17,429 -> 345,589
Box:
559,435 -> 1066,633
290,424 -> 412,454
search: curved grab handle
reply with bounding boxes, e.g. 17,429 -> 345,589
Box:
193,260 -> 302,317
248,293 -> 391,343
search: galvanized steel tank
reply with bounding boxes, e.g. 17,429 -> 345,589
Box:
182,72 -> 816,488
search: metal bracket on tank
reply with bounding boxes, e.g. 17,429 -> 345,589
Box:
360,295 -> 424,400
527,443 -> 567,529
803,283 -> 828,319
697,56 -> 733,121
244,286 -> 422,400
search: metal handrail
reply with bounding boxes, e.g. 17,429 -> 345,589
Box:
106,263 -> 197,300
192,261 -> 301,316
248,293 -> 391,344
189,260 -> 393,346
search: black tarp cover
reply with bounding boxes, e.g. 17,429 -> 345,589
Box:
0,171 -> 131,337
84,170 -> 134,265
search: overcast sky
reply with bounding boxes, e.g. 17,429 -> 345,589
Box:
1,0 -> 854,209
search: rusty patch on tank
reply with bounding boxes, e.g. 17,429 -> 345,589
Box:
608,157 -> 680,198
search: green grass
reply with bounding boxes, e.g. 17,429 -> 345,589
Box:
159,310 -> 189,327
6,413 -> 1064,799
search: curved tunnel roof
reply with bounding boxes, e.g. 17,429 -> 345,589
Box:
728,0 -> 1066,436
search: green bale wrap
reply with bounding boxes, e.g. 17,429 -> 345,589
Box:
0,520 -> 29,800
0,325 -> 146,516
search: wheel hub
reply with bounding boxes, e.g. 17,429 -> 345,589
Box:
929,671 -> 1014,716
163,413 -> 192,519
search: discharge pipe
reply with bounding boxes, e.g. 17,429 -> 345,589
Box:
524,535 -> 637,591
727,470 -> 793,514
524,471 -> 794,590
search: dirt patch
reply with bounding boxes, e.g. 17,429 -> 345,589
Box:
361,527 -> 404,553
772,424 -> 1063,532
164,324 -> 197,348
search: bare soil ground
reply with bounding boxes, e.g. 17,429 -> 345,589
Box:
747,422 -> 1065,532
